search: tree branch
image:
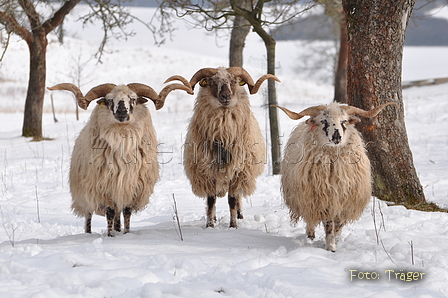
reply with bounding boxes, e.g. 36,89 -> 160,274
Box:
43,0 -> 82,35
0,10 -> 32,43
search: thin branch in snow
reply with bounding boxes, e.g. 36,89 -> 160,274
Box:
35,185 -> 41,224
172,193 -> 183,241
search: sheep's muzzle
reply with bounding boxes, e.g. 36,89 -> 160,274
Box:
114,101 -> 130,122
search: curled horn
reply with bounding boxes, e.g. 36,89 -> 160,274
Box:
189,68 -> 219,90
127,82 -> 193,110
227,67 -> 281,94
249,74 -> 281,94
343,102 -> 398,118
272,105 -> 326,120
47,83 -> 116,110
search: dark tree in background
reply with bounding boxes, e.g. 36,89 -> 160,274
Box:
1,0 -> 81,140
342,0 -> 426,205
229,0 -> 251,67
0,0 -> 147,140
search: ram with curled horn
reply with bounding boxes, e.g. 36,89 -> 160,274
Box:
47,79 -> 192,236
181,66 -> 280,229
274,102 -> 397,252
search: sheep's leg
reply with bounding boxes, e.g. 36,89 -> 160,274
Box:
85,213 -> 92,234
324,220 -> 336,252
236,196 -> 244,220
306,223 -> 316,242
206,195 -> 216,228
114,210 -> 121,232
334,216 -> 346,244
123,207 -> 131,234
228,195 -> 240,228
106,207 -> 115,237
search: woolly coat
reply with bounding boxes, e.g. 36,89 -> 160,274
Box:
70,103 -> 159,217
183,87 -> 266,198
281,121 -> 371,226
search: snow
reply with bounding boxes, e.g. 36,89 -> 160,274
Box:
1,5 -> 448,298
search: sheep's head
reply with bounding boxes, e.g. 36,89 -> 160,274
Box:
47,81 -> 192,121
187,67 -> 280,107
274,102 -> 397,146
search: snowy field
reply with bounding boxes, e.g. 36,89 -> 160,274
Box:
1,5 -> 448,298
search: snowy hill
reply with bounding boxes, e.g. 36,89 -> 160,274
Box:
0,5 -> 448,298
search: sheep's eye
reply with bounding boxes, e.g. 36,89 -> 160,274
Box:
341,120 -> 347,130
199,78 -> 208,87
239,80 -> 246,86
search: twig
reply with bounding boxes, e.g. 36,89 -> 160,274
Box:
51,94 -> 58,123
380,239 -> 395,264
372,197 -> 380,245
409,240 -> 414,265
172,193 -> 183,241
0,206 -> 16,247
35,185 -> 41,223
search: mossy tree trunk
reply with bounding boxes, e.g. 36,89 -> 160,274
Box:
342,0 -> 425,204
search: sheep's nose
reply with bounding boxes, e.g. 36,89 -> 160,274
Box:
218,85 -> 232,105
332,129 -> 341,144
115,101 -> 129,122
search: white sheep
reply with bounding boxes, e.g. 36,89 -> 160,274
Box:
182,67 -> 280,228
48,81 -> 191,236
275,102 -> 396,251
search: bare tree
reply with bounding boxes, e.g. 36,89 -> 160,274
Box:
159,0 -> 314,175
229,0 -> 251,67
0,0 -> 150,140
342,0 -> 426,205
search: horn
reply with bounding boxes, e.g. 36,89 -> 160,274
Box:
249,74 -> 281,95
273,105 -> 326,120
164,75 -> 193,90
127,82 -> 160,107
84,83 -> 117,108
156,83 -> 194,110
47,83 -> 89,110
226,66 -> 255,87
343,102 -> 397,118
189,68 -> 219,90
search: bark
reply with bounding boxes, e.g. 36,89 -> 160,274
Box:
342,0 -> 425,204
22,33 -> 47,139
229,15 -> 251,67
333,16 -> 348,103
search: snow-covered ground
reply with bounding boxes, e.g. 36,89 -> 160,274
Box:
1,5 -> 448,298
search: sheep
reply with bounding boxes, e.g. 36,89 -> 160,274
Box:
274,102 -> 396,251
48,81 -> 192,236
181,67 -> 280,228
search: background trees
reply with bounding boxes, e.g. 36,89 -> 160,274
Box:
0,0 -> 145,140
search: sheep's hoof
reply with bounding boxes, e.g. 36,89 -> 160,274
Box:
326,244 -> 336,252
229,221 -> 238,229
206,222 -> 215,228
237,211 -> 244,219
107,231 -> 114,237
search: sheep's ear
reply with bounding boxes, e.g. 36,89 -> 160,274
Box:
348,116 -> 361,124
305,118 -> 315,125
137,97 -> 148,104
239,80 -> 247,86
97,98 -> 108,106
199,78 -> 208,87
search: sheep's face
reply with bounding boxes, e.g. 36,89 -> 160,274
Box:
308,104 -> 360,147
99,86 -> 138,122
199,68 -> 242,107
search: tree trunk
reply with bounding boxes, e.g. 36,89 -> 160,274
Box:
229,15 -> 251,67
22,32 -> 47,140
265,39 -> 281,175
342,0 -> 425,204
333,16 -> 348,103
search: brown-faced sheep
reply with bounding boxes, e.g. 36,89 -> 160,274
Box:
183,67 -> 280,228
48,81 -> 191,236
275,102 -> 396,251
